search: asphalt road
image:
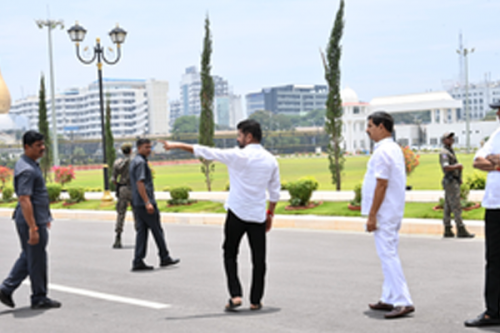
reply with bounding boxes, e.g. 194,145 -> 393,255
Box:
0,217 -> 497,333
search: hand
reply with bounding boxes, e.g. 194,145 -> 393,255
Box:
366,215 -> 377,232
456,163 -> 463,171
486,154 -> 500,166
163,141 -> 176,151
28,228 -> 40,245
266,215 -> 273,233
146,202 -> 155,214
47,222 -> 51,229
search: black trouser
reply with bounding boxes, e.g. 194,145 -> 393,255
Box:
485,209 -> 500,318
223,210 -> 266,305
133,204 -> 170,266
0,222 -> 48,305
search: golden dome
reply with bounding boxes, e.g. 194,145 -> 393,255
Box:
0,68 -> 11,114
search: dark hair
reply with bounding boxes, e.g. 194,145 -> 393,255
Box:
23,130 -> 44,147
136,138 -> 151,148
122,147 -> 131,154
237,119 -> 262,142
367,111 -> 394,133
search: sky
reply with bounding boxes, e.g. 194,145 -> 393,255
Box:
1,0 -> 499,106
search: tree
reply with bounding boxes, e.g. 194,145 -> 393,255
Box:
198,15 -> 215,191
105,94 -> 116,190
38,75 -> 52,181
321,0 -> 345,191
173,115 -> 199,134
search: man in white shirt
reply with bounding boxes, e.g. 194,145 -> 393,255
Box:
362,111 -> 415,319
163,119 -> 281,311
465,102 -> 500,327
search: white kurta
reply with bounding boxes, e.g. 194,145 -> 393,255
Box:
361,137 -> 413,307
474,127 -> 500,209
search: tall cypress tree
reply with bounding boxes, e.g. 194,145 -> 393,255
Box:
38,75 -> 52,181
198,15 -> 215,191
105,94 -> 116,190
321,0 -> 345,191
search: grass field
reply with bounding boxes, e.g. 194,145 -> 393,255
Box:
0,200 -> 484,220
67,153 -> 479,191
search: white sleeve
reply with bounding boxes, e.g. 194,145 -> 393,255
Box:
267,161 -> 281,203
475,135 -> 494,160
373,149 -> 391,180
193,145 -> 244,168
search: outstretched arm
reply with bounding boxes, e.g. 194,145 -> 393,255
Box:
164,141 -> 194,154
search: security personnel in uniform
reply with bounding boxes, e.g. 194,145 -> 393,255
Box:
111,143 -> 134,248
439,132 -> 474,238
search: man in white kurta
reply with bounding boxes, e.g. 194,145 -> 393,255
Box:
362,111 -> 414,319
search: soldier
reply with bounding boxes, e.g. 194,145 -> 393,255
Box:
111,143 -> 133,248
439,132 -> 474,238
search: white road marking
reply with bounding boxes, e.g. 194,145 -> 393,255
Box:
22,281 -> 170,309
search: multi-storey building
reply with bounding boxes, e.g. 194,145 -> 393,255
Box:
9,78 -> 169,139
245,84 -> 328,116
170,66 -> 243,128
446,79 -> 500,121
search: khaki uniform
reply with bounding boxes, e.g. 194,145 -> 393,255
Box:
111,155 -> 134,233
439,146 -> 464,228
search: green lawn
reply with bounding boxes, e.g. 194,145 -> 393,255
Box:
0,200 -> 484,221
67,154 -> 479,191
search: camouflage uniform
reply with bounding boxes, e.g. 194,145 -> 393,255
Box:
440,145 -> 464,228
112,155 -> 133,234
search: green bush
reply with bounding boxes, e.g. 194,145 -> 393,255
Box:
67,187 -> 85,203
162,186 -> 170,192
47,183 -> 62,202
466,172 -> 486,190
85,187 -> 103,192
225,182 -> 230,191
287,176 -> 319,207
2,186 -> 14,202
280,181 -> 288,190
460,183 -> 470,201
350,183 -> 362,206
168,186 -> 194,205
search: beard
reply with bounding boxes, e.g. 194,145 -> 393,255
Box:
238,141 -> 245,149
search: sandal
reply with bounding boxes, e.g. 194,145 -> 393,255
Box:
225,299 -> 242,312
250,303 -> 262,311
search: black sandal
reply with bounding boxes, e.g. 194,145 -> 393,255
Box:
225,299 -> 242,312
250,303 -> 262,311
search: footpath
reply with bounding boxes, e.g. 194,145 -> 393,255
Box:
0,190 -> 486,238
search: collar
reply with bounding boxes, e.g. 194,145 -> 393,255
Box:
138,153 -> 148,162
243,143 -> 262,150
374,137 -> 393,150
21,154 -> 39,167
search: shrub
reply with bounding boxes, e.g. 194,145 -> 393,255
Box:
402,146 -> 419,175
350,183 -> 362,206
162,186 -> 170,192
53,166 -> 75,187
225,182 -> 230,191
466,172 -> 486,190
2,185 -> 14,202
47,183 -> 62,202
168,186 -> 194,205
85,187 -> 103,192
280,181 -> 288,191
67,187 -> 85,203
0,166 -> 13,188
287,176 -> 319,207
460,183 -> 470,201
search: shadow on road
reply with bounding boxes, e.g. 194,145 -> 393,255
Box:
363,310 -> 415,321
478,327 -> 500,332
165,306 -> 281,321
0,306 -> 48,319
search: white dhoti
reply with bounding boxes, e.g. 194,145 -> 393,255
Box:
374,219 -> 413,307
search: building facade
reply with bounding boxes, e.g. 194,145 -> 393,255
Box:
245,84 -> 328,116
9,78 -> 170,139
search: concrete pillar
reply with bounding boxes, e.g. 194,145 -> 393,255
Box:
431,109 -> 436,124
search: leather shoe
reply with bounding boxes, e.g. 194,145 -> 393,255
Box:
369,301 -> 394,311
160,257 -> 180,267
0,289 -> 14,308
132,261 -> 154,271
384,305 -> 415,319
31,298 -> 61,310
465,313 -> 500,327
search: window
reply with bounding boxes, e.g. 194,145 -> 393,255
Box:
353,107 -> 360,114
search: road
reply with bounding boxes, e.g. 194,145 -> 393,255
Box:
0,217 -> 496,333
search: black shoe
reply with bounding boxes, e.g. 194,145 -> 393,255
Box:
112,234 -> 122,249
0,289 -> 14,308
160,257 -> 180,267
443,226 -> 455,238
31,298 -> 61,310
132,261 -> 154,271
465,313 -> 500,327
457,226 -> 475,238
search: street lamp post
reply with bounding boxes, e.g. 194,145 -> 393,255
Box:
36,19 -> 64,167
457,47 -> 474,154
67,22 -> 127,201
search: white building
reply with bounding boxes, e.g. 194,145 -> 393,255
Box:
340,87 -> 499,153
9,78 -> 170,139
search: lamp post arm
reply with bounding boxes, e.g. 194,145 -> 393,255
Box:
101,44 -> 122,65
75,43 -> 98,65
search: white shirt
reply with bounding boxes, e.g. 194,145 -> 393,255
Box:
193,143 -> 281,223
474,127 -> 500,209
361,137 -> 406,222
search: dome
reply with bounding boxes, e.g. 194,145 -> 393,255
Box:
0,68 -> 11,114
341,86 -> 359,103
